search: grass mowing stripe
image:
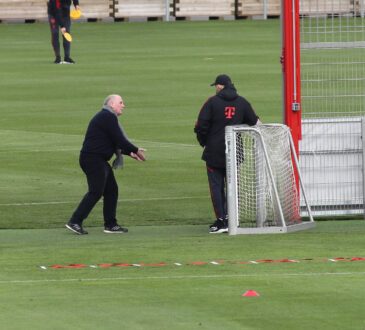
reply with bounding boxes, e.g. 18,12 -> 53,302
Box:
0,148 -> 81,153
0,140 -> 198,154
134,139 -> 198,148
0,195 -> 208,206
1,271 -> 365,285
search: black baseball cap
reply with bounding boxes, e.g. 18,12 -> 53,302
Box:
210,74 -> 232,86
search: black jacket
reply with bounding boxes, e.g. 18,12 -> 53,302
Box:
80,109 -> 138,161
47,0 -> 79,27
194,85 -> 258,168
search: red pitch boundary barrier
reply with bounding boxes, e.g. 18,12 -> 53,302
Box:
39,256 -> 365,270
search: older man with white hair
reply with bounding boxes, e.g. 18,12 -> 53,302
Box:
66,94 -> 146,235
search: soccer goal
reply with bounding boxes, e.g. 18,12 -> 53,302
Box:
225,124 -> 314,235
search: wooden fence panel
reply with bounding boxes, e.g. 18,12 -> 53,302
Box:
0,0 -> 356,22
114,0 -> 167,18
174,0 -> 235,17
236,0 -> 280,17
81,0 -> 112,20
0,0 -> 46,20
0,0 -> 112,21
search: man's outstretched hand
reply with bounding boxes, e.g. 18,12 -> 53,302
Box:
130,148 -> 146,161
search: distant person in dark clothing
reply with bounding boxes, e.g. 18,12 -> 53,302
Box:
66,94 -> 146,235
194,74 -> 260,234
47,0 -> 80,64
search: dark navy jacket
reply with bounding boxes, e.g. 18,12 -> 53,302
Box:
81,108 -> 138,161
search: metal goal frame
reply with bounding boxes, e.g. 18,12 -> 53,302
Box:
225,124 -> 315,235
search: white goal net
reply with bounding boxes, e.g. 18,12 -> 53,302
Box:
225,124 -> 314,234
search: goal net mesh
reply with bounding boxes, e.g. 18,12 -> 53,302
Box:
233,125 -> 301,228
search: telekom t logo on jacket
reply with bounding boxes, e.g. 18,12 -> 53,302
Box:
225,106 -> 236,119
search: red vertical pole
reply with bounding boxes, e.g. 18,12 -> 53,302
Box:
281,0 -> 301,212
281,0 -> 302,156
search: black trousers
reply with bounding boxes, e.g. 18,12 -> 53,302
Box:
48,14 -> 71,58
206,165 -> 227,220
69,154 -> 119,227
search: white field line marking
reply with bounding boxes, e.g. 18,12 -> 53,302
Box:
0,196 -> 208,207
1,272 -> 365,285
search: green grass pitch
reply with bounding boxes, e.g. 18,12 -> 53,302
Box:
0,20 -> 364,329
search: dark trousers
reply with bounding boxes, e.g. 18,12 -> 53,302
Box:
70,154 -> 119,227
48,15 -> 71,58
206,166 -> 227,220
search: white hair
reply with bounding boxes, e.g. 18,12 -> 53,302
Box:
103,94 -> 120,106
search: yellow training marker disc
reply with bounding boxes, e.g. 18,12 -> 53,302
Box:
70,9 -> 81,20
63,32 -> 72,42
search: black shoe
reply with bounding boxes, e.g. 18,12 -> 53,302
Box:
104,224 -> 128,234
64,57 -> 75,64
209,217 -> 228,228
65,222 -> 88,235
54,56 -> 61,64
209,218 -> 228,234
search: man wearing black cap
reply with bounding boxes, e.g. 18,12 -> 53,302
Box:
194,74 -> 260,233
